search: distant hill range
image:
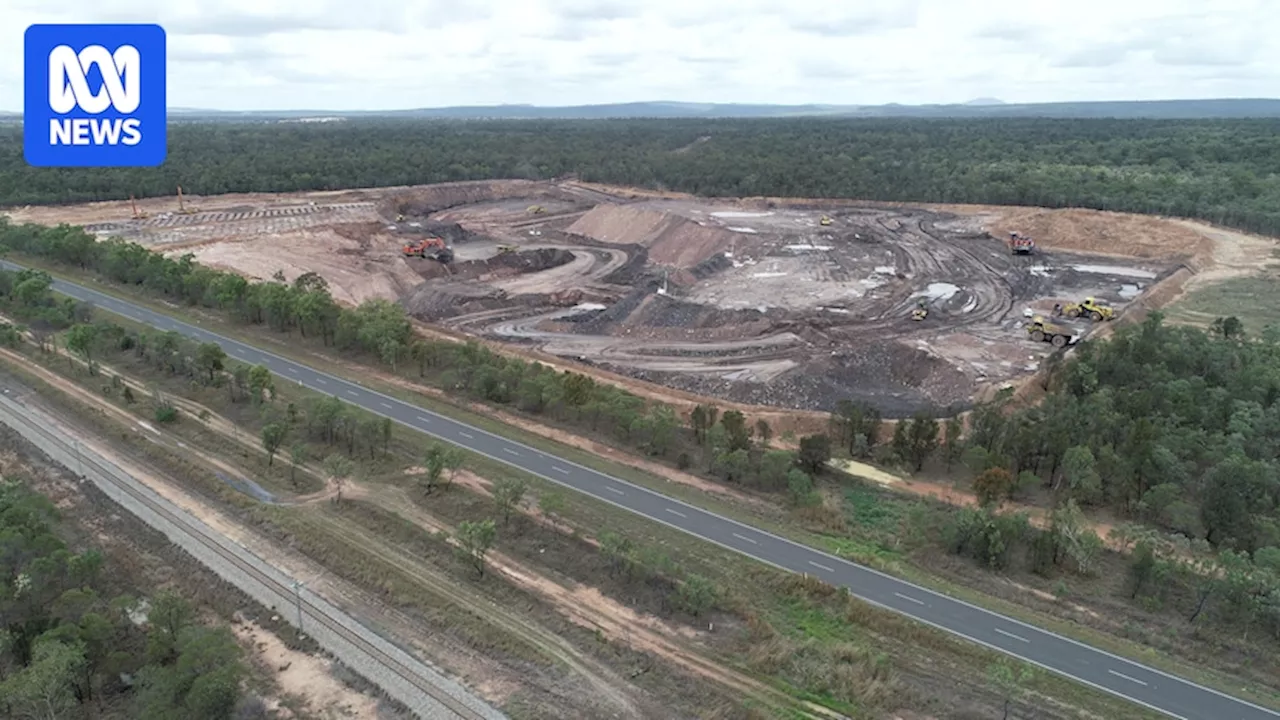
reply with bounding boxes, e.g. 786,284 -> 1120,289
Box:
5,99 -> 1280,122
160,98 -> 1280,120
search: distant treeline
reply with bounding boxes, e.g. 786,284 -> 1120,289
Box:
2,117 -> 1279,235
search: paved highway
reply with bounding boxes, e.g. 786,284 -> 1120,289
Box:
12,260 -> 1279,720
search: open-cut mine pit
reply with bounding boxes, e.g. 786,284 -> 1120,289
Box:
10,179 -> 1201,416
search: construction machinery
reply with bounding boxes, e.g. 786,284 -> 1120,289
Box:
396,213 -> 405,222
1009,231 -> 1034,255
1059,297 -> 1114,322
496,244 -> 518,255
1027,316 -> 1075,347
820,215 -> 833,226
402,237 -> 453,264
129,194 -> 149,220
176,185 -> 197,215
911,298 -> 928,321
527,205 -> 546,214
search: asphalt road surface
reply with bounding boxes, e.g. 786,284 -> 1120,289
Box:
12,260 -> 1279,720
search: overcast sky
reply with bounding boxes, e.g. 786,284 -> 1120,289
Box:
2,0 -> 1276,111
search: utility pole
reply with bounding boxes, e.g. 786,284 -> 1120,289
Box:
290,580 -> 305,634
72,439 -> 83,477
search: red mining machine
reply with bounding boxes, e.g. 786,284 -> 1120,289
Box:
402,236 -> 454,264
1009,231 -> 1035,255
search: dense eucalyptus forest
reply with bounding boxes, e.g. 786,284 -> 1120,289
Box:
2,117 -> 1279,235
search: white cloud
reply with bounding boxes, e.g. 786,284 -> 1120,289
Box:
0,0 -> 1276,110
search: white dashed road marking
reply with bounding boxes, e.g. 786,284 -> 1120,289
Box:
995,628 -> 1030,643
1108,670 -> 1148,686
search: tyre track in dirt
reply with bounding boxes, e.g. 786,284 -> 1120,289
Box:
287,509 -> 650,719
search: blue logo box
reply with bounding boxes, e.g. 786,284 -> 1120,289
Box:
24,24 -> 167,167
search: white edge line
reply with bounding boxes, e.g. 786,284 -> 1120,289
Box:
60,274 -> 1270,720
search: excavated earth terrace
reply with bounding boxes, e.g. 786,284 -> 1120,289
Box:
7,179 -> 1194,417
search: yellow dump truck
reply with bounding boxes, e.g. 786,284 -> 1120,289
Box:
1027,316 -> 1075,348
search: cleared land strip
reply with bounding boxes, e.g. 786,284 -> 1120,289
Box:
0,389 -> 505,720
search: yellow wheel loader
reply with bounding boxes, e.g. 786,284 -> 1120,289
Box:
1061,297 -> 1114,322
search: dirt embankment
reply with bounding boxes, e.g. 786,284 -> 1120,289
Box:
567,204 -> 735,268
387,180 -> 554,217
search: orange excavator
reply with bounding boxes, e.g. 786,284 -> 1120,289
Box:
402,237 -> 453,264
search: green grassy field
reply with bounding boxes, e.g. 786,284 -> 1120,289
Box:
1166,275 -> 1280,333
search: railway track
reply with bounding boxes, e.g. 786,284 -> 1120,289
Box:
0,393 -> 496,720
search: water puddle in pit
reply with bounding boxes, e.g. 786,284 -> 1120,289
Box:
1071,264 -> 1157,279
911,282 -> 961,301
711,211 -> 774,218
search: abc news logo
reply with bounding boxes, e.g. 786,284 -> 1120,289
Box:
24,24 -> 166,167
48,44 -> 143,146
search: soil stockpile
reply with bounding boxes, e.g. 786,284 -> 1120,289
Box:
567,204 -> 735,268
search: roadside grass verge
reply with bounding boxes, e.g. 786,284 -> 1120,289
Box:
0,329 -> 1173,720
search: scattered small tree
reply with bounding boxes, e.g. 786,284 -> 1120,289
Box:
755,418 -> 773,448
599,531 -> 634,577
63,323 -> 99,372
492,478 -> 528,526
988,658 -> 1034,720
248,365 -> 274,404
195,342 -> 227,384
797,434 -> 831,474
442,446 -> 464,488
786,468 -> 820,507
539,491 -> 567,527
973,467 -> 1014,507
260,423 -> 288,466
942,416 -> 965,473
289,442 -> 308,487
455,520 -> 497,578
422,444 -> 448,495
674,574 -> 717,616
323,453 -> 353,504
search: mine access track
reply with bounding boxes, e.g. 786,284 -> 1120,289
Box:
0,392 -> 498,720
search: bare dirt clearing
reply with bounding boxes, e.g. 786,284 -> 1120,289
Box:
8,179 -> 1248,417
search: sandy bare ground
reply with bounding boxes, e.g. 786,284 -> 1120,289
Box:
185,226 -> 423,306
373,480 -> 842,719
234,620 -> 382,719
